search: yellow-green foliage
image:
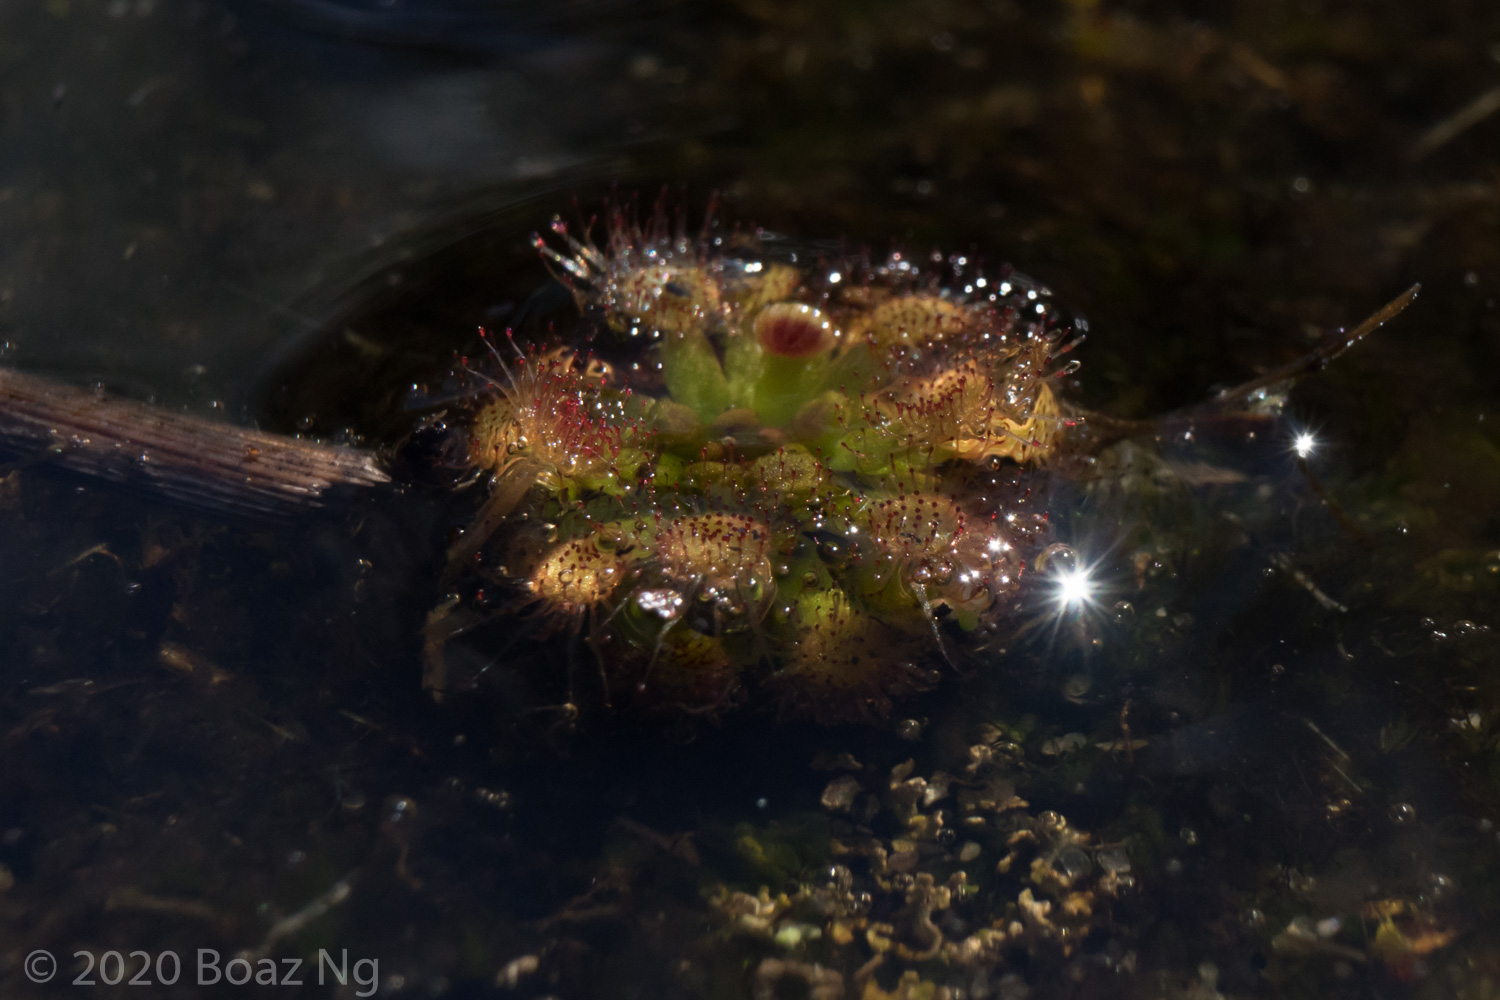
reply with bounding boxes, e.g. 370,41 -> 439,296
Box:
467,211 -> 1078,722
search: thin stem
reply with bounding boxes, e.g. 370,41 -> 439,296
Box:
0,366 -> 389,519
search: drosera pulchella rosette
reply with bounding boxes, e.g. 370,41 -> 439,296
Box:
436,203 -> 1087,723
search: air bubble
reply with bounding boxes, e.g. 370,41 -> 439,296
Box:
1034,543 -> 1078,575
1063,674 -> 1091,701
384,796 -> 416,826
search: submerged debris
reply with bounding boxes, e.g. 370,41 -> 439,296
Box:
713,749 -> 1134,995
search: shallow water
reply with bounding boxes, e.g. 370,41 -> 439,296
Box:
3,2 -> 1500,997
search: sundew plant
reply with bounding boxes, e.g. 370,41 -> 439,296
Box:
434,205 -> 1089,724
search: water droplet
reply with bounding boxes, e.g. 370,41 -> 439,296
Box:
1096,846 -> 1131,873
1390,802 -> 1417,824
1179,826 -> 1199,846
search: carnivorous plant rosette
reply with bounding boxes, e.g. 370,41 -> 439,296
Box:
433,208 -> 1085,724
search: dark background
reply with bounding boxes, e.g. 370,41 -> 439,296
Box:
2,2 -> 1499,997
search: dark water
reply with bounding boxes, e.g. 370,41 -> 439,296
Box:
3,2 -> 1500,997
